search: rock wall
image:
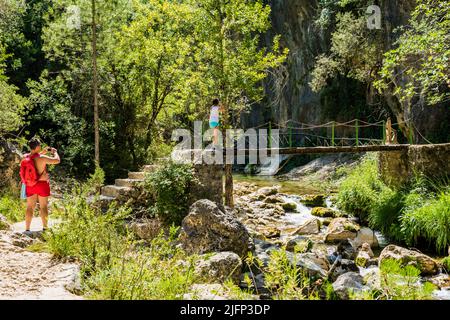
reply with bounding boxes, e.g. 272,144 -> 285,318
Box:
0,140 -> 21,192
242,0 -> 449,143
190,164 -> 224,206
379,143 -> 450,187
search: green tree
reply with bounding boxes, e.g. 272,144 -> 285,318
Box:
113,0 -> 196,158
375,0 -> 450,132
190,0 -> 288,206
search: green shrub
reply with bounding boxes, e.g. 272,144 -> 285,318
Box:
352,259 -> 436,300
368,187 -> 404,242
85,227 -> 199,300
378,259 -> 436,300
401,190 -> 450,253
0,193 -> 26,223
45,169 -> 131,277
145,162 -> 198,226
225,250 -> 329,300
336,155 -> 383,223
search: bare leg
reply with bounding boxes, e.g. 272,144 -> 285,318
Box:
38,196 -> 49,229
26,195 -> 37,231
213,128 -> 219,145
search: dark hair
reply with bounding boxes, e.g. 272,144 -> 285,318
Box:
212,98 -> 219,105
29,138 -> 41,151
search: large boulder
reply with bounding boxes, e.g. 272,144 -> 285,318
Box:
179,199 -> 250,257
349,227 -> 379,249
291,252 -> 330,278
325,218 -> 360,243
379,245 -> 439,275
194,252 -> 242,285
128,218 -> 162,241
291,217 -> 320,235
332,272 -> 366,300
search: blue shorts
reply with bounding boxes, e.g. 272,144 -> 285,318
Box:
210,121 -> 219,128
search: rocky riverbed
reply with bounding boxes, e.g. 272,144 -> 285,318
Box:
229,181 -> 450,300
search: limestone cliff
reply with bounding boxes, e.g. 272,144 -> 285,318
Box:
243,0 -> 449,143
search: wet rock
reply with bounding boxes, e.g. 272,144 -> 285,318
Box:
281,202 -> 297,212
363,267 -> 381,291
321,218 -> 333,226
349,227 -> 379,249
428,274 -> 450,289
264,195 -> 284,204
251,186 -> 280,201
291,217 -> 320,235
332,272 -> 366,300
179,200 -> 250,257
311,207 -> 338,218
355,243 -> 374,268
284,236 -> 313,253
324,218 -> 360,243
332,259 -> 359,280
337,242 -> 357,260
379,245 -> 439,276
0,214 -> 10,231
128,218 -> 162,241
260,226 -> 281,239
292,252 -> 330,278
301,194 -> 325,207
195,252 -> 243,285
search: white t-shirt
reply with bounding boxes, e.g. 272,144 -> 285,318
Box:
210,105 -> 220,123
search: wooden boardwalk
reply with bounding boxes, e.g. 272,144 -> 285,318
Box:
219,144 -> 410,155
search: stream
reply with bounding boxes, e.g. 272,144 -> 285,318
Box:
233,174 -> 450,300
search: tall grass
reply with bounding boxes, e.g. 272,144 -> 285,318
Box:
337,154 -> 450,253
85,227 -> 199,300
0,193 -> 26,223
401,190 -> 450,253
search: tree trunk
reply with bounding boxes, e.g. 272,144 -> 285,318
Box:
224,163 -> 234,207
92,0 -> 100,165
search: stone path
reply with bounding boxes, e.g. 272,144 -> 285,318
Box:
0,218 -> 82,300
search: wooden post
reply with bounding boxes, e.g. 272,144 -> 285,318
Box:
331,121 -> 335,147
386,118 -> 392,145
355,119 -> 359,146
382,120 -> 386,145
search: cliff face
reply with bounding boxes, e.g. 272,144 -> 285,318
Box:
244,0 -> 449,143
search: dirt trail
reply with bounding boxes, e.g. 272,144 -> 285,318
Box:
0,218 -> 82,300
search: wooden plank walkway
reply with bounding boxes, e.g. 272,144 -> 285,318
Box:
218,144 -> 410,155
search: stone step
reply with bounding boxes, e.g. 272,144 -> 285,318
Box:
142,165 -> 160,173
101,185 -> 132,198
128,172 -> 146,180
115,178 -> 143,188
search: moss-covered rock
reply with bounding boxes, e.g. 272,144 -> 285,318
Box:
285,236 -> 313,253
301,194 -> 325,207
311,207 -> 338,218
281,201 -> 297,212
